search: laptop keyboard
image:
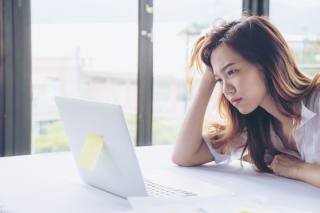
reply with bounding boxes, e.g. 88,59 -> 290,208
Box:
144,178 -> 198,198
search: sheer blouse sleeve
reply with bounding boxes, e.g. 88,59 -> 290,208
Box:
202,132 -> 248,164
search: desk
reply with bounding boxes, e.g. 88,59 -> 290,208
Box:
0,145 -> 319,212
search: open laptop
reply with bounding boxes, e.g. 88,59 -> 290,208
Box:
54,96 -> 236,198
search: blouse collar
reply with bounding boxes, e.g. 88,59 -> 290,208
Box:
294,100 -> 317,128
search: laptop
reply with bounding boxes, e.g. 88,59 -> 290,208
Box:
54,96 -> 236,198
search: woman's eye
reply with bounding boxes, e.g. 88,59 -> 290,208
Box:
227,70 -> 237,75
215,70 -> 238,83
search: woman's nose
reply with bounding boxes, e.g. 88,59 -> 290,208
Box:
223,80 -> 235,95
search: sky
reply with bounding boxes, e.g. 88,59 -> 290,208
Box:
31,0 -> 320,34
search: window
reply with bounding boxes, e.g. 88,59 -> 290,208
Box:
270,0 -> 320,77
1,0 -> 269,156
154,80 -> 171,102
177,81 -> 189,102
91,77 -> 106,84
31,0 -> 138,153
110,78 -> 127,85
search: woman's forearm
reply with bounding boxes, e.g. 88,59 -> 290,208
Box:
297,162 -> 320,188
172,69 -> 216,165
270,154 -> 320,188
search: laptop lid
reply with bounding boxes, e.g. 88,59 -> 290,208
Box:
54,96 -> 148,198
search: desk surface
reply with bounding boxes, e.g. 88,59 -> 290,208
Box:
0,145 -> 319,213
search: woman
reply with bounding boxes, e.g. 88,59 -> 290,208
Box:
171,15 -> 320,188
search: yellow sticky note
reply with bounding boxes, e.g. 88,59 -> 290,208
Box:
77,133 -> 104,171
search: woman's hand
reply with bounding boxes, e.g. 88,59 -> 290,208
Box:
203,29 -> 216,83
203,64 -> 215,83
205,29 -> 214,41
269,154 -> 305,179
269,153 -> 320,188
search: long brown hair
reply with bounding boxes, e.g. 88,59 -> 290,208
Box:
187,15 -> 320,172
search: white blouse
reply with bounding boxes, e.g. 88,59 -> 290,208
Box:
203,88 -> 320,164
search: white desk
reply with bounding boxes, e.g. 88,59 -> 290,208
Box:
0,145 -> 319,212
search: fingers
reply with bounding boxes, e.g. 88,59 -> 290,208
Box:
274,153 -> 299,163
269,154 -> 301,179
269,156 -> 280,173
274,153 -> 286,160
270,154 -> 289,176
268,161 -> 274,172
269,161 -> 281,176
205,29 -> 215,40
205,32 -> 210,39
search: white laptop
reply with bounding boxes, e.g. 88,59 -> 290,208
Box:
54,96 -> 236,198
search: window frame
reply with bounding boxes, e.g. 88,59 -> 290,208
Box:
0,0 -> 31,156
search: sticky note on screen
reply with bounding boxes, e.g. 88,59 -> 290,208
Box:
77,133 -> 104,171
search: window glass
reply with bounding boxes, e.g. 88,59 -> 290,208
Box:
152,0 -> 242,145
31,0 -> 138,153
270,0 -> 320,76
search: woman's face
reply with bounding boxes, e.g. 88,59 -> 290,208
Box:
210,44 -> 269,114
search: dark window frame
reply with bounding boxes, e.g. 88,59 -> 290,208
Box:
0,0 -> 31,156
243,0 -> 269,16
137,0 -> 153,146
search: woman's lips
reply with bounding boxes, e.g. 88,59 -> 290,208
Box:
232,98 -> 242,107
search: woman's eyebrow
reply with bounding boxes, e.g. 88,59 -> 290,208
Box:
213,63 -> 235,77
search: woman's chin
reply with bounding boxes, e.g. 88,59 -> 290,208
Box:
237,106 -> 256,115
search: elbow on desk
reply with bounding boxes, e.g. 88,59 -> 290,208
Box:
171,154 -> 197,167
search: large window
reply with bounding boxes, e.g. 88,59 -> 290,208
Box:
270,0 -> 320,77
31,0 -> 243,153
31,0 -> 138,153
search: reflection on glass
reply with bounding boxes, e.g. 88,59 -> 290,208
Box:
152,0 -> 242,145
270,0 -> 320,77
31,0 -> 138,153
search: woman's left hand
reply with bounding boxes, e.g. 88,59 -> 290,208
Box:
269,153 -> 305,180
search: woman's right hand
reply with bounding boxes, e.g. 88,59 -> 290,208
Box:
203,64 -> 215,83
203,29 -> 216,83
